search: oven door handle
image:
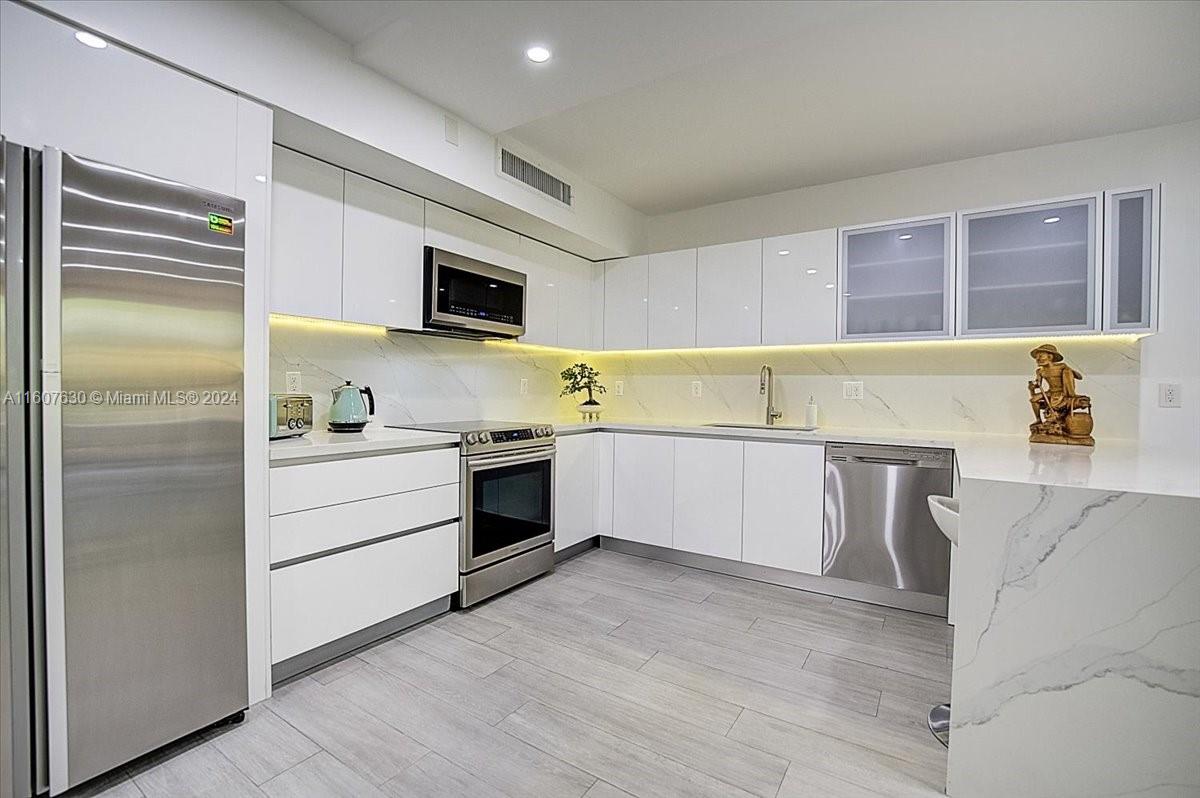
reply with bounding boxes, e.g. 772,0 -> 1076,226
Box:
466,446 -> 555,469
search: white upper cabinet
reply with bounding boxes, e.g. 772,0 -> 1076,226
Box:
958,195 -> 1100,336
341,172 -> 424,329
741,442 -> 824,575
589,263 -> 606,352
611,434 -> 673,548
516,237 -> 560,346
1103,186 -> 1159,333
554,250 -> 595,351
839,215 -> 954,340
647,249 -> 698,349
270,147 -> 344,320
517,238 -> 594,350
762,230 -> 838,345
697,239 -> 763,347
603,256 -> 649,350
424,202 -> 521,269
672,438 -> 743,561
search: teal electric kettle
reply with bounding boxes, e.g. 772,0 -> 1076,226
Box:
328,381 -> 374,432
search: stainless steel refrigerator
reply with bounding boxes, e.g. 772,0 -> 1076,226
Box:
2,140 -> 248,796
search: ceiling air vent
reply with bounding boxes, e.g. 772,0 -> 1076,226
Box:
500,148 -> 572,207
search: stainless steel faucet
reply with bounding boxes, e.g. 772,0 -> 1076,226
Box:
759,365 -> 782,425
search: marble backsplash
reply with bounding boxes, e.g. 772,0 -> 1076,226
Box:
270,317 -> 1142,439
269,318 -> 583,428
589,337 -> 1142,437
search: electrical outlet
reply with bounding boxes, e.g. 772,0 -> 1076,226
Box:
691,381 -> 703,399
842,381 -> 864,401
520,378 -> 529,396
1158,382 -> 1182,408
285,371 -> 302,393
614,380 -> 625,397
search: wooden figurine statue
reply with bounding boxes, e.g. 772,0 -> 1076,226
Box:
1028,344 -> 1095,446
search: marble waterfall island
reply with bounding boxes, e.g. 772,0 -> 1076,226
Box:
947,444 -> 1199,797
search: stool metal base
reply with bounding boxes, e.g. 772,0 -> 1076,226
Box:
928,702 -> 950,748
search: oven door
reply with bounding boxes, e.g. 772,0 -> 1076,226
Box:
424,247 -> 526,338
462,446 -> 554,572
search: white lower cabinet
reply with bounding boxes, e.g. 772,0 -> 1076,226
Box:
741,442 -> 825,574
270,522 -> 457,664
593,432 -> 615,536
672,438 -> 744,560
268,447 -> 460,668
554,434 -> 595,551
612,434 -> 674,547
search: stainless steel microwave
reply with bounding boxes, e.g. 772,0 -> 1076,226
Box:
423,246 -> 526,338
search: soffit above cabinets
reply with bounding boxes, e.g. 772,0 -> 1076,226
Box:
282,1 -> 1200,216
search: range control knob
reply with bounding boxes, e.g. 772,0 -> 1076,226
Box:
465,432 -> 478,445
479,431 -> 491,444
539,426 -> 552,437
533,427 -> 544,437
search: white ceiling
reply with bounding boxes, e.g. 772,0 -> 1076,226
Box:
284,0 -> 1200,216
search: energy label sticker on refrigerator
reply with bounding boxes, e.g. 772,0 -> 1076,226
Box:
208,212 -> 233,235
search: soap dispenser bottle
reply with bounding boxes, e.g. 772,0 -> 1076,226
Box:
804,395 -> 819,429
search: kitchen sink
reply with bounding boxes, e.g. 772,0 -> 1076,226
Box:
705,422 -> 820,432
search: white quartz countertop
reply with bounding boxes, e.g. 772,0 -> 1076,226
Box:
557,421 -> 1199,499
269,426 -> 460,464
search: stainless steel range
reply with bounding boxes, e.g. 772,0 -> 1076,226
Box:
389,421 -> 555,606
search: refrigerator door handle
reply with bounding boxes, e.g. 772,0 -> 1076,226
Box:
40,146 -> 69,795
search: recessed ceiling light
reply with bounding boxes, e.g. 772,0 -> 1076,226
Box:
253,174 -> 267,183
824,283 -> 835,289
75,30 -> 108,49
488,283 -> 498,289
526,45 -> 551,63
806,268 -> 817,275
777,249 -> 790,256
1043,216 -> 1061,224
898,234 -> 913,241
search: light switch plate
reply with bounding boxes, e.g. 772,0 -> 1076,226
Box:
842,380 -> 864,400
520,378 -> 529,396
691,381 -> 703,398
1158,382 -> 1182,408
615,380 -> 625,396
285,371 -> 302,393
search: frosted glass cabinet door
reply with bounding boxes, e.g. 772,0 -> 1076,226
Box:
839,216 -> 953,340
959,196 -> 1100,336
1103,186 -> 1159,332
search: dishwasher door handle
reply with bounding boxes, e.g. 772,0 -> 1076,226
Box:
854,456 -> 921,466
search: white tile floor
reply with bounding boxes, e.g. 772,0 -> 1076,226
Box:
69,548 -> 952,797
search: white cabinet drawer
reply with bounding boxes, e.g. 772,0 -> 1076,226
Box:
269,448 -> 458,515
270,483 -> 458,564
270,522 -> 458,664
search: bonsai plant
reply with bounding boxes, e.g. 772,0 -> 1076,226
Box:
560,362 -> 607,421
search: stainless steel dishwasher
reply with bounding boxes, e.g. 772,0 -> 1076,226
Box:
823,442 -> 953,597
